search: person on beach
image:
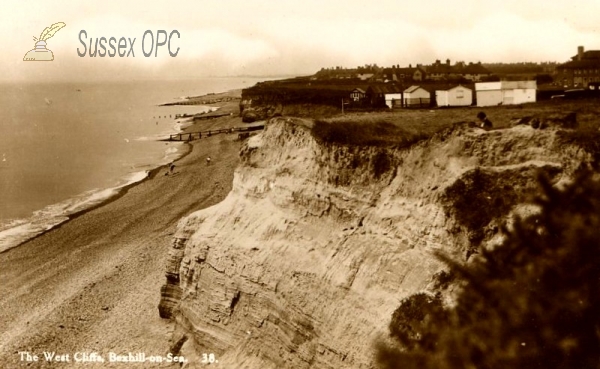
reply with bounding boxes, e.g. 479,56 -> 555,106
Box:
206,156 -> 211,166
477,111 -> 493,130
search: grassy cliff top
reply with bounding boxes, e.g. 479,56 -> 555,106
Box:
309,99 -> 600,149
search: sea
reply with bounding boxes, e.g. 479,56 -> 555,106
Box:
0,77 -> 267,252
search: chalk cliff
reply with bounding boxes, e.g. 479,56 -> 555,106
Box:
159,117 -> 593,368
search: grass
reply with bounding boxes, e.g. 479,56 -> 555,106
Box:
282,103 -> 340,118
309,98 -> 600,149
311,119 -> 429,147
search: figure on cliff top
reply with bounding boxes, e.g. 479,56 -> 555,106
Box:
477,111 -> 493,130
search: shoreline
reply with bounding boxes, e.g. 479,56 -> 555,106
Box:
0,142 -> 194,254
0,95 -> 231,254
0,98 -> 246,367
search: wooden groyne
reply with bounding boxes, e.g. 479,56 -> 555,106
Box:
160,96 -> 241,106
193,112 -> 233,121
165,124 -> 264,142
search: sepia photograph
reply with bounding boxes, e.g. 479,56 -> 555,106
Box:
1,1 -> 600,368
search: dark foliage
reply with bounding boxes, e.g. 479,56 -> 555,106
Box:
557,129 -> 600,170
482,62 -> 558,75
535,74 -> 554,85
310,119 -> 428,147
372,151 -> 392,179
442,168 -> 521,231
388,293 -> 446,350
378,170 -> 600,369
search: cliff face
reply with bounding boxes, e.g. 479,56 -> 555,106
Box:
160,118 -> 592,368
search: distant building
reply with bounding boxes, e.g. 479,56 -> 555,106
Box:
385,91 -> 403,108
556,46 -> 600,88
456,62 -> 492,82
350,88 -> 366,102
425,59 -> 456,81
369,68 -> 396,83
395,65 -> 426,82
366,84 -> 403,107
370,65 -> 426,83
357,73 -> 374,81
423,60 -> 492,82
403,85 -> 430,107
475,81 -> 536,107
589,81 -> 600,91
435,85 -> 473,107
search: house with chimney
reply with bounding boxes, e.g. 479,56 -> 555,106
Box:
423,59 -> 492,82
395,65 -> 426,82
556,46 -> 600,88
425,59 -> 457,81
455,62 -> 492,82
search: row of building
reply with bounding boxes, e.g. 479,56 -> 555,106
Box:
241,46 -> 600,112
317,46 -> 600,88
316,60 -> 494,83
342,46 -> 600,107
351,81 -> 537,108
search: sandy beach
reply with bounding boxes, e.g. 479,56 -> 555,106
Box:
0,99 -> 246,368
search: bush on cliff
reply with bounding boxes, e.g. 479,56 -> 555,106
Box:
377,170 -> 600,369
311,119 -> 428,147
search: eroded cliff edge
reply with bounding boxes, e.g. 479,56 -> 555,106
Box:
159,117 -> 593,368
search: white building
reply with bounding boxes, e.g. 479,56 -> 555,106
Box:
384,93 -> 402,108
435,85 -> 473,107
475,81 -> 537,107
403,85 -> 430,107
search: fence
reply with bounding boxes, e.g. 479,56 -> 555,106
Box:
403,98 -> 431,108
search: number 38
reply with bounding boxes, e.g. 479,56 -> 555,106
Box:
202,353 -> 216,363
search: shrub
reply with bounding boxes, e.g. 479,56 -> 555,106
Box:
388,293 -> 446,350
378,170 -> 600,369
557,129 -> 600,170
372,151 -> 392,179
310,119 -> 428,147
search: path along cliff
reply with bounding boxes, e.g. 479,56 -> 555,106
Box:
159,117 -> 594,368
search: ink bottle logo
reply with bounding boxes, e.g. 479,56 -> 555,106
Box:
23,22 -> 66,61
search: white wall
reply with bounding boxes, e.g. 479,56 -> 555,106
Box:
513,88 -> 536,104
404,87 -> 430,106
448,86 -> 472,106
384,93 -> 402,108
476,81 -> 537,106
475,82 -> 501,91
436,90 -> 449,106
405,88 -> 429,99
437,87 -> 473,106
477,90 -> 503,107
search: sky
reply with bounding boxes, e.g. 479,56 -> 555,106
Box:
2,0 -> 600,82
